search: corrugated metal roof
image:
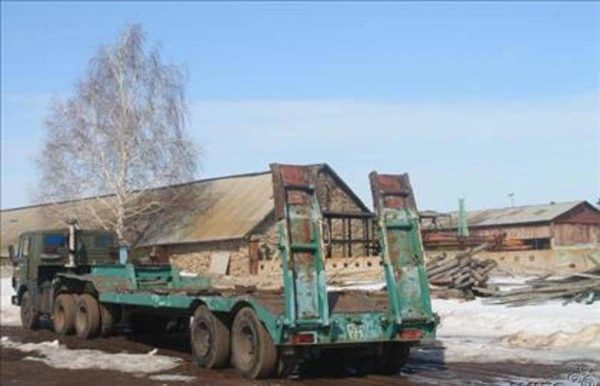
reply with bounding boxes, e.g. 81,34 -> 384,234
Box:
1,164 -> 373,251
0,172 -> 275,252
442,201 -> 586,228
141,172 -> 274,245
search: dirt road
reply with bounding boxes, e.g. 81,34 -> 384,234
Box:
1,324 -> 589,386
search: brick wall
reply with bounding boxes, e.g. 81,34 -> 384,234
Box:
167,239 -> 251,276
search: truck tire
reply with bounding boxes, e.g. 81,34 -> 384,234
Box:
52,294 -> 76,336
75,294 -> 101,339
375,343 -> 410,375
231,307 -> 277,379
99,303 -> 120,337
20,291 -> 39,331
191,305 -> 230,369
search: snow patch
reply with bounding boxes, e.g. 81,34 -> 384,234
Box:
432,297 -> 600,363
148,374 -> 196,382
1,277 -> 20,326
499,325 -> 600,350
1,337 -> 182,373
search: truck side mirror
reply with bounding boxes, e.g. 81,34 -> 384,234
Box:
8,245 -> 16,264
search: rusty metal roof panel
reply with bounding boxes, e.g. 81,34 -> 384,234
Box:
0,172 -> 275,252
140,172 -> 275,245
442,201 -> 585,228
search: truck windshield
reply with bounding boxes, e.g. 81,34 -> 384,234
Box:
94,234 -> 115,248
44,234 -> 67,254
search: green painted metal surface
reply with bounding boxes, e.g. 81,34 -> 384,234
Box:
271,164 -> 330,328
370,172 -> 436,329
458,197 -> 470,237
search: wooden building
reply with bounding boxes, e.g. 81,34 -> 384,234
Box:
434,201 -> 600,249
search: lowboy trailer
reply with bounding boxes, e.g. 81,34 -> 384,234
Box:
10,164 -> 437,379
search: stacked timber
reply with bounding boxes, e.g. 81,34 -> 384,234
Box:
426,244 -> 497,298
482,268 -> 600,306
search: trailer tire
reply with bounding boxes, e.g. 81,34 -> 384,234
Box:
100,303 -> 120,337
20,291 -> 39,331
75,294 -> 101,339
375,343 -> 410,375
191,305 -> 230,369
231,307 -> 277,379
52,294 -> 76,336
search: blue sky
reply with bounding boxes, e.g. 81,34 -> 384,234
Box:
2,2 -> 599,211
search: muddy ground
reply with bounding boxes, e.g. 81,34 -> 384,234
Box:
1,324 -> 588,386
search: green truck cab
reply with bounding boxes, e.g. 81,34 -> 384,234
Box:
10,227 -> 120,329
9,164 -> 437,379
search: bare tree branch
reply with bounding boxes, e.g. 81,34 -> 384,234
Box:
36,24 -> 199,245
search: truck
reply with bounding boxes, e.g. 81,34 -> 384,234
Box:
9,164 -> 437,379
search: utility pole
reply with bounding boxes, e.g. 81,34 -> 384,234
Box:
508,193 -> 515,207
458,197 -> 469,237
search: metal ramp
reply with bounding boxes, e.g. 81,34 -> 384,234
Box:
369,172 -> 435,325
271,164 -> 330,328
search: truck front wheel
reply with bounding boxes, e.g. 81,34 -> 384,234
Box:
53,294 -> 76,335
231,307 -> 277,379
191,305 -> 230,369
20,291 -> 39,331
75,294 -> 101,339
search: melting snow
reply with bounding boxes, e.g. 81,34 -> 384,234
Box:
1,337 -> 182,373
1,276 -> 20,326
148,374 -> 196,382
429,297 -> 600,363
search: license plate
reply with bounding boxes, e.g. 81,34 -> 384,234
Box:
346,323 -> 364,340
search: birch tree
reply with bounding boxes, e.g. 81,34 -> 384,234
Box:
36,24 -> 199,244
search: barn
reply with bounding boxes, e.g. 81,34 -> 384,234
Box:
0,164 -> 375,276
438,201 -> 600,249
430,201 -> 600,273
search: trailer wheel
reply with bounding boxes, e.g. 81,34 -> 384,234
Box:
75,294 -> 101,339
375,343 -> 410,375
99,303 -> 120,337
20,291 -> 39,331
231,307 -> 277,379
52,294 -> 76,335
191,305 -> 230,368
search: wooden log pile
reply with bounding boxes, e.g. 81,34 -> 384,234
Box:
482,268 -> 600,306
426,244 -> 497,297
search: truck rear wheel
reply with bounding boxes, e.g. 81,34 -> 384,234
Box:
53,294 -> 76,336
100,303 -> 120,337
20,291 -> 39,331
231,307 -> 277,379
191,305 -> 230,368
75,294 -> 101,339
